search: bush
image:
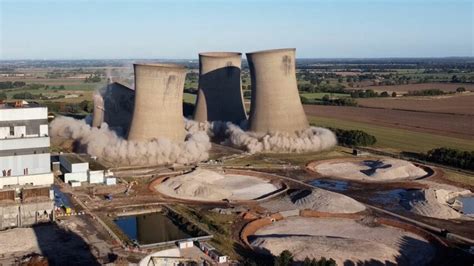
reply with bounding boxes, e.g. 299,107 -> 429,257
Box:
329,127 -> 377,146
456,87 -> 466,93
391,91 -> 397,97
406,89 -> 445,96
274,250 -> 293,266
321,97 -> 357,106
426,148 -> 474,170
0,92 -> 7,100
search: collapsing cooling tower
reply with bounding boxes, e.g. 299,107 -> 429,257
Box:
127,64 -> 187,142
92,82 -> 135,136
247,48 -> 309,133
92,92 -> 104,128
193,52 -> 247,123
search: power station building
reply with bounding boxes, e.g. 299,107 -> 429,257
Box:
0,101 -> 54,187
246,48 -> 309,134
127,64 -> 187,142
193,52 -> 247,123
0,100 -> 54,229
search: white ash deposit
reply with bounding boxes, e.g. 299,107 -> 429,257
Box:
260,188 -> 366,213
313,159 -> 427,181
402,188 -> 471,219
155,168 -> 279,201
250,217 -> 435,266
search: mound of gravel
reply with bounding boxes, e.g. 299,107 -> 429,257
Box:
250,217 -> 434,266
402,188 -> 471,219
313,159 -> 427,181
155,168 -> 279,201
260,188 -> 366,213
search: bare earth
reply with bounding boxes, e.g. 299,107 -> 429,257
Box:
250,217 -> 435,265
304,105 -> 474,140
358,94 -> 474,115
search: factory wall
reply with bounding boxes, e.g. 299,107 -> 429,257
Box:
0,153 -> 51,176
0,172 -> 54,189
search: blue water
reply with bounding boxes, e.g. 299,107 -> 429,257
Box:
310,179 -> 349,191
460,197 -> 474,215
114,212 -> 191,245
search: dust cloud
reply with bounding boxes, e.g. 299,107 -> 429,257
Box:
50,116 -> 211,166
185,120 -> 337,154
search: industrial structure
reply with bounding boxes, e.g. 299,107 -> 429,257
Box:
0,101 -> 54,187
127,64 -> 187,142
246,48 -> 309,133
0,100 -> 54,229
92,82 -> 135,137
193,52 -> 247,123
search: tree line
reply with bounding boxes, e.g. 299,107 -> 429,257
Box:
425,148 -> 474,170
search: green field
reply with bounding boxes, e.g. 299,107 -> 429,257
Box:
183,93 -> 196,104
308,116 -> 474,153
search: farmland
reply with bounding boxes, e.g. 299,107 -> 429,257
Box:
357,93 -> 474,115
304,105 -> 474,140
308,116 -> 474,153
357,82 -> 473,94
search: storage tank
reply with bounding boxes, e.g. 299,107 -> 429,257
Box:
246,48 -> 308,133
127,64 -> 186,142
193,52 -> 247,123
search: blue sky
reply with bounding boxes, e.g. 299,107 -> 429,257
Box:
0,0 -> 472,59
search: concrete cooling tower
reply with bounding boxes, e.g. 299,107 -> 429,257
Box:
127,64 -> 187,142
92,92 -> 104,128
193,52 -> 247,123
246,48 -> 309,133
92,82 -> 135,136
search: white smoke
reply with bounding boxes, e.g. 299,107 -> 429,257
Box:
184,119 -> 337,154
51,116 -> 211,166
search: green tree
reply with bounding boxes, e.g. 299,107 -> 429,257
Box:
0,92 -> 7,100
274,250 -> 293,266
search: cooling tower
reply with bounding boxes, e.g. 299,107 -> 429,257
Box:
246,48 -> 309,133
127,64 -> 186,142
91,92 -> 104,128
91,82 -> 135,137
193,52 -> 247,123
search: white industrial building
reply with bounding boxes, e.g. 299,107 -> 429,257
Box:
0,100 -> 54,229
59,153 -> 114,185
0,101 -> 54,189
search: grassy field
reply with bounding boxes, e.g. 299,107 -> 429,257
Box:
308,116 -> 474,153
183,93 -> 196,104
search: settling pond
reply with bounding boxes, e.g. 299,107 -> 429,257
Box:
114,212 -> 204,246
